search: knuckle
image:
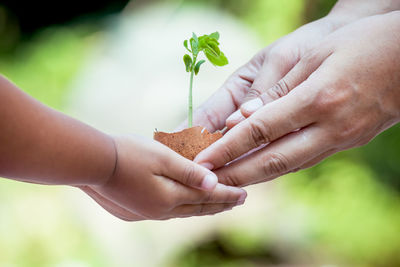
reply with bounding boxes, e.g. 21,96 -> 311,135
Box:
268,79 -> 290,99
246,87 -> 264,100
220,145 -> 238,164
311,81 -> 354,115
198,106 -> 222,132
328,122 -> 363,146
182,165 -> 198,187
269,47 -> 290,62
325,110 -> 369,147
260,152 -> 290,178
222,175 -> 241,187
247,118 -> 273,147
312,90 -> 336,114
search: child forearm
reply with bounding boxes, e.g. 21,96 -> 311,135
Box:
0,75 -> 116,186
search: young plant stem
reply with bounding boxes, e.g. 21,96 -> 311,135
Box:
188,69 -> 194,128
188,55 -> 197,128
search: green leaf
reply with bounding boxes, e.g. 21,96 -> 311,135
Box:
183,54 -> 192,72
190,38 -> 198,55
184,31 -> 228,71
198,35 -> 218,51
192,32 -> 199,43
209,31 -> 220,41
194,60 -> 206,75
183,40 -> 191,52
204,50 -> 228,66
205,42 -> 221,56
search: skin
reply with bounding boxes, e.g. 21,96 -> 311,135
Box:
0,76 -> 247,221
194,11 -> 400,186
175,0 -> 400,186
80,135 -> 247,220
176,0 -> 400,134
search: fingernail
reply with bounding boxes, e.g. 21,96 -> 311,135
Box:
199,162 -> 214,170
237,194 -> 246,205
201,173 -> 217,191
241,98 -> 263,114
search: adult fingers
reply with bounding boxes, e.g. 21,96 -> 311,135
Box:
240,49 -> 332,117
194,84 -> 316,170
215,125 -> 333,187
80,186 -> 145,221
170,202 -> 241,218
226,110 -> 245,129
246,53 -> 295,102
175,55 -> 264,133
225,54 -> 295,128
195,49 -> 334,169
225,50 -> 329,130
176,183 -> 247,205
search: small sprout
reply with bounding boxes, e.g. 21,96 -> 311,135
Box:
183,31 -> 229,128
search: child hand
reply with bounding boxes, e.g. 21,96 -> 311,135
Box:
80,135 -> 247,221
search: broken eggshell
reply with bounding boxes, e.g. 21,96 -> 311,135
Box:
154,126 -> 223,161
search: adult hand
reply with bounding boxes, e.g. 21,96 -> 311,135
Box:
175,16 -> 342,132
195,12 -> 400,186
176,0 -> 400,133
80,135 -> 247,221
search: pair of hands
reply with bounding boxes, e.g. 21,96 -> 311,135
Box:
192,11 -> 400,186
81,8 -> 400,221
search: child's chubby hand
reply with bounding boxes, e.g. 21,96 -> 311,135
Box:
79,135 -> 247,221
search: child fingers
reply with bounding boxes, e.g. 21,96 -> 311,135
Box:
177,183 -> 247,205
162,152 -> 219,191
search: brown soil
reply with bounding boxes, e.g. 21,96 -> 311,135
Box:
154,126 -> 222,160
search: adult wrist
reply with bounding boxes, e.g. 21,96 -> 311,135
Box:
327,0 -> 400,27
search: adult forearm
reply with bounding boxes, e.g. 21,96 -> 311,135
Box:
0,75 -> 116,186
328,0 -> 400,25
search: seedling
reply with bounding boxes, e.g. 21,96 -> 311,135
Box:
154,32 -> 228,160
183,32 -> 229,128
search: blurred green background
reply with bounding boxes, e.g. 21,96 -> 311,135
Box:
0,0 -> 399,266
